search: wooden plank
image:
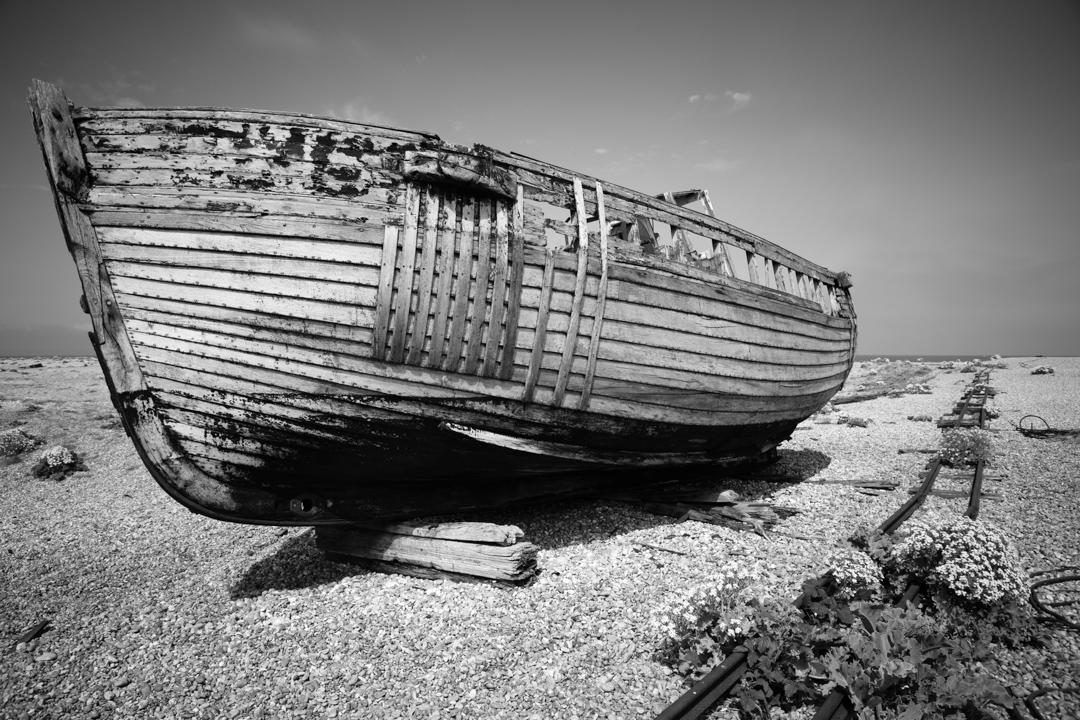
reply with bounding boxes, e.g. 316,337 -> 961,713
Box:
85,186 -> 396,224
552,178 -> 590,406
105,260 -> 378,306
427,195 -> 458,368
112,275 -> 374,328
96,225 -> 383,265
463,201 -> 493,375
117,292 -> 371,346
315,527 -> 537,582
482,200 -> 511,376
499,185 -> 526,380
522,251 -> 557,403
77,107 -> 437,143
389,185 -> 421,363
123,303 -> 371,360
372,226 -> 400,359
407,187 -> 441,365
99,244 -> 380,284
89,165 -> 397,203
580,182 -> 610,410
444,200 -> 475,371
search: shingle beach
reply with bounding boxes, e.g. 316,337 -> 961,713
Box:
2,356 -> 1077,719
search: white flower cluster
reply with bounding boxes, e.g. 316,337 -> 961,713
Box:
830,549 -> 883,600
39,445 -> 76,468
891,515 -> 1028,606
0,429 -> 38,457
939,427 -> 994,465
654,562 -> 758,644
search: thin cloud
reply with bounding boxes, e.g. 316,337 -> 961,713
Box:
689,94 -> 701,103
726,91 -> 751,112
595,148 -> 608,154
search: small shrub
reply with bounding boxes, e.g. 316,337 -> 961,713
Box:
845,416 -> 870,428
655,562 -> 759,674
939,427 -> 994,465
1031,365 -> 1054,375
31,445 -> 84,479
0,428 -> 39,457
829,550 -> 882,600
907,414 -> 934,422
889,515 -> 1028,607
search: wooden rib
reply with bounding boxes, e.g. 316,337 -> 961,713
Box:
499,185 -> 526,380
444,200 -> 475,371
698,190 -> 734,277
372,225 -> 399,359
407,187 -> 441,365
522,251 -> 556,403
427,195 -> 458,368
482,200 -> 511,376
389,185 -> 421,363
746,251 -> 761,285
462,201 -> 493,374
580,183 -> 609,411
552,179 -> 590,406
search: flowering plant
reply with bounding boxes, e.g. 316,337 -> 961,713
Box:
654,562 -> 758,674
939,427 -> 993,465
829,549 -> 882,600
889,515 -> 1028,606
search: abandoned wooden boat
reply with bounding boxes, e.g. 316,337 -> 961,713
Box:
29,79 -> 856,525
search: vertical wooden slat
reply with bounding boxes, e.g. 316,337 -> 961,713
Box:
406,187 -> 441,365
499,185 -> 526,380
482,201 -> 510,376
444,200 -> 476,371
699,190 -> 734,277
552,178 -> 590,407
372,225 -> 400,360
746,251 -> 760,285
522,251 -> 556,404
426,196 -> 458,368
774,263 -> 790,295
463,201 -> 493,375
388,185 -> 421,363
580,183 -> 609,411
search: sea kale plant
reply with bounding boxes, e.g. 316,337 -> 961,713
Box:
659,513 -> 1041,719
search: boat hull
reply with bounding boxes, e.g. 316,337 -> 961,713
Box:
30,80 -> 857,524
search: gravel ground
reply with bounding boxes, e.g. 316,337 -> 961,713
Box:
1,356 -> 1077,720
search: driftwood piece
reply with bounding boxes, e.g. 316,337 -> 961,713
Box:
315,524 -> 536,582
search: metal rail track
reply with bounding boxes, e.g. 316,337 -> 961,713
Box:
653,371 -> 994,720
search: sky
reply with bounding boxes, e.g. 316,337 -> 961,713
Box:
1,0 -> 1078,357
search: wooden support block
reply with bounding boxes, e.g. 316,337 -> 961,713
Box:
315,523 -> 537,582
